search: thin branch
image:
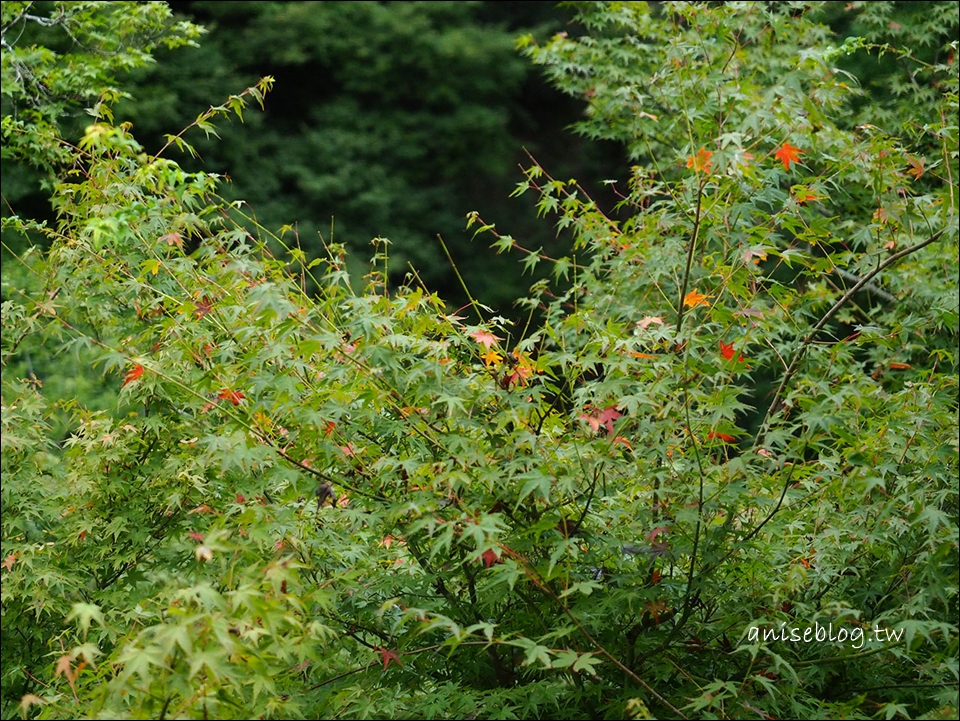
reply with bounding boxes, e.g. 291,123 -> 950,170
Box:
754,229 -> 945,447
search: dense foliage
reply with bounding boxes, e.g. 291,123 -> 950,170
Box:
2,2 -> 958,719
5,0 -> 622,312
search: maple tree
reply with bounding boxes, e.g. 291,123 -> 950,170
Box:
2,2 -> 958,720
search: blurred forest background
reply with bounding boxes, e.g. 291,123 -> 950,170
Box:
4,0 -> 627,316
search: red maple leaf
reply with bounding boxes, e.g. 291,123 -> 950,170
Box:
481,549 -> 502,568
469,329 -> 503,350
647,526 -> 669,542
376,646 -> 404,670
2,553 -> 17,571
188,531 -> 204,542
579,405 -> 622,437
719,341 -> 747,364
644,599 -> 668,624
774,141 -> 803,171
218,389 -> 245,406
122,364 -> 144,387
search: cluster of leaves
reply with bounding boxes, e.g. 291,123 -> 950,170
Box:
1,0 -> 202,178
2,2 -> 958,719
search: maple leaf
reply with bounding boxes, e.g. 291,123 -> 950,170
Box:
122,364 -> 144,388
685,146 -> 713,173
906,156 -> 925,180
579,405 -> 622,437
637,316 -> 663,330
2,553 -> 17,571
194,295 -> 215,319
707,431 -> 737,443
719,341 -> 746,364
481,549 -> 502,568
188,531 -> 204,542
218,389 -> 245,406
188,504 -> 216,515
376,646 -> 404,670
469,329 -> 503,349
774,142 -> 803,171
54,655 -> 73,678
644,599 -> 668,624
647,526 -> 669,543
683,289 -> 711,308
481,349 -> 503,368
742,248 -> 768,265
791,185 -> 820,204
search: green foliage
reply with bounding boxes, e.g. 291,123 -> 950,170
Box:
2,2 -> 958,719
1,0 -> 202,177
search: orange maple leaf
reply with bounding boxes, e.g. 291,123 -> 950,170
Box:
905,156 -> 925,180
218,389 -> 245,406
2,553 -> 17,571
683,289 -> 711,308
774,142 -> 803,171
686,146 -> 713,173
707,431 -> 737,443
481,349 -> 503,368
791,185 -> 820,204
122,364 -> 144,387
